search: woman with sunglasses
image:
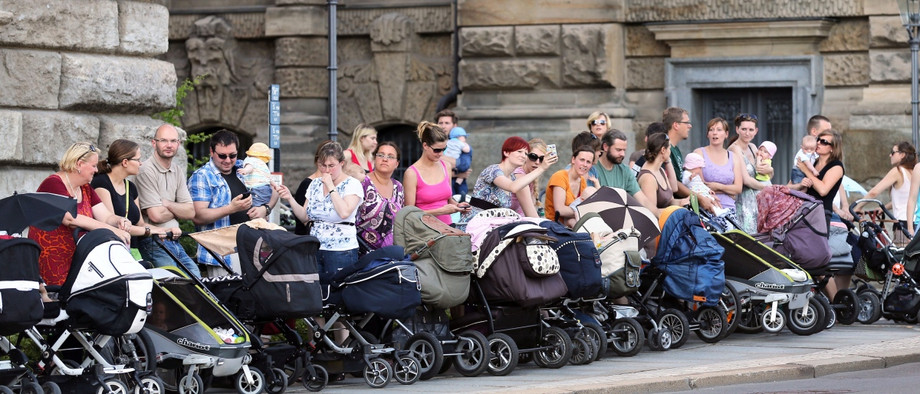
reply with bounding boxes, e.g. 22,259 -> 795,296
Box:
546,145 -> 598,227
638,133 -> 687,216
356,142 -> 405,254
92,140 -> 185,268
588,111 -> 610,139
859,142 -> 916,232
728,113 -> 772,233
510,138 -> 549,215
462,136 -> 558,221
28,142 -> 132,286
792,130 -> 846,299
404,121 -> 468,225
692,117 -> 743,229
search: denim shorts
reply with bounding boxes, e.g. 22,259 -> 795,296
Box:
317,248 -> 358,285
137,236 -> 202,278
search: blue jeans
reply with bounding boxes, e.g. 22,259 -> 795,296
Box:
790,167 -> 806,184
251,184 -> 273,207
137,237 -> 201,278
317,248 -> 358,285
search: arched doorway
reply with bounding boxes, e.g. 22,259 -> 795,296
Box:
377,123 -> 420,182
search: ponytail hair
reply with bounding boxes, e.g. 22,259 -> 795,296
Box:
98,139 -> 139,175
416,121 -> 448,146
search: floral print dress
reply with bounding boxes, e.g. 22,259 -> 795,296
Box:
735,152 -> 760,234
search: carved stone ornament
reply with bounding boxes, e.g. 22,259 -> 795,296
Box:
336,12 -> 450,137
179,15 -> 273,135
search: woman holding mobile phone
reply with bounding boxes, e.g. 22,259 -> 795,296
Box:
461,136 -> 558,222
403,121 -> 468,225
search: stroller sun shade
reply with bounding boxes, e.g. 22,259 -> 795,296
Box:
149,279 -> 246,345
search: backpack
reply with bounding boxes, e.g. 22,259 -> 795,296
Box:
537,220 -> 603,299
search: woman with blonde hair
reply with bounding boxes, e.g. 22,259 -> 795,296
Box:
403,121 -> 469,225
343,123 -> 378,173
587,111 -> 610,139
28,142 -> 131,285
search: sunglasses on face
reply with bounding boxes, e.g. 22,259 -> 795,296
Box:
591,119 -> 606,126
527,153 -> 545,163
216,153 -> 238,160
429,146 -> 445,154
817,138 -> 832,147
891,150 -> 900,156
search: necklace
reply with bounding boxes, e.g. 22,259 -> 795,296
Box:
62,172 -> 77,198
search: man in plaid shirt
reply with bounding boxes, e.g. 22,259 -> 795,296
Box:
189,129 -> 276,275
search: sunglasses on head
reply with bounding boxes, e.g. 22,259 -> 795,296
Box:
817,137 -> 832,146
216,153 -> 238,160
591,119 -> 606,126
737,113 -> 758,122
527,153 -> 545,163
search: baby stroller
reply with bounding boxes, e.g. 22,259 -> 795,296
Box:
756,186 -> 857,329
452,221 -> 572,376
850,199 -> 919,324
631,208 -> 728,350
0,236 -> 49,393
381,207 -> 488,380
187,220 -> 327,392
27,228 -> 158,394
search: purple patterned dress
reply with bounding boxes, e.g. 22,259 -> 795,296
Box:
357,175 -> 405,251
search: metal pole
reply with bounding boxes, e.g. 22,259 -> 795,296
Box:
328,0 -> 338,142
911,25 -> 920,149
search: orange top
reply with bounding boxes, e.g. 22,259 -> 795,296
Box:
544,169 -> 586,222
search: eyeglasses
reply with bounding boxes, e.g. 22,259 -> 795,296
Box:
154,138 -> 181,145
216,153 -> 238,160
527,153 -> 545,163
817,138 -> 833,147
375,153 -> 397,161
591,119 -> 606,126
737,113 -> 758,122
891,150 -> 901,156
126,157 -> 142,162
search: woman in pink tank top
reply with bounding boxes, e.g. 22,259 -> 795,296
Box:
403,121 -> 469,224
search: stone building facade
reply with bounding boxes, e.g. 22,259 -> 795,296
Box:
162,0 -> 915,190
0,0 -> 177,197
0,0 -> 911,198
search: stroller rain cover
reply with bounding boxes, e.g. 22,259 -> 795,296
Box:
652,208 -> 725,306
61,229 -> 153,336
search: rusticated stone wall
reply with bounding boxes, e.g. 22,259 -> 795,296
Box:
0,0 -> 177,197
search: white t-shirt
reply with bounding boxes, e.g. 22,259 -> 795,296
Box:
305,177 -> 364,250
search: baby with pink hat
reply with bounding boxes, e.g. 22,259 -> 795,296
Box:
683,152 -> 730,218
755,141 -> 776,184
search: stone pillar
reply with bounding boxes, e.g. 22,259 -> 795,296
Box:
0,0 -> 176,196
456,0 -> 633,182
267,0 -> 329,184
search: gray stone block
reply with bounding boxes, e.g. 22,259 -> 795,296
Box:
97,115 -> 188,171
265,6 -> 327,37
20,111 -> 100,166
461,26 -> 514,57
515,25 -> 561,56
59,54 -> 177,113
0,49 -> 61,109
0,167 -> 56,197
118,1 -> 169,55
870,16 -> 908,48
870,49 -> 911,82
460,59 -> 560,90
824,53 -> 870,86
0,110 -> 23,161
0,0 -> 118,51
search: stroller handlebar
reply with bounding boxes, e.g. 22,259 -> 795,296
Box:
849,199 -> 895,220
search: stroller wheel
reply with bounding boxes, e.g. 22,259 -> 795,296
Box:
393,354 -> 420,385
834,289 -> 860,325
736,298 -> 765,334
302,365 -> 328,392
582,322 -> 608,361
0,386 -> 12,394
857,290 -> 883,324
42,381 -> 62,394
406,332 -> 443,381
453,330 -> 489,377
720,282 -> 741,337
19,382 -> 41,394
609,318 -> 644,357
363,358 -> 392,389
760,305 -> 786,333
234,367 -> 266,394
785,297 -> 826,336
533,326 -> 573,369
178,372 -> 204,394
816,293 -> 836,330
265,367 -> 289,394
694,307 -> 727,343
96,379 -> 130,394
657,308 -> 690,349
486,333 -> 519,376
568,336 -> 594,365
137,376 -> 165,394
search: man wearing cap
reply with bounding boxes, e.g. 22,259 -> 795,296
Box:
135,124 -> 201,277
188,130 -> 277,274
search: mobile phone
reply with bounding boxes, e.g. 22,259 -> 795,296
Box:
546,144 -> 557,157
241,192 -> 251,199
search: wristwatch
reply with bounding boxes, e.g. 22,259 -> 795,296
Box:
262,204 -> 272,215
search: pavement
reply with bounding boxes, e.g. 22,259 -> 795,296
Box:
269,319 -> 920,393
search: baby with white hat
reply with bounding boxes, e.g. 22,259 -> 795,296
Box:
239,142 -> 274,207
